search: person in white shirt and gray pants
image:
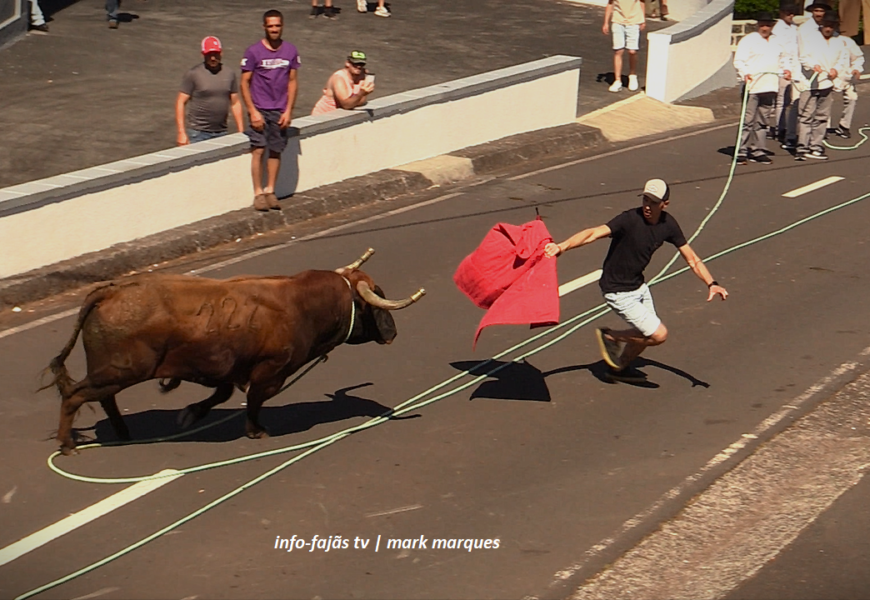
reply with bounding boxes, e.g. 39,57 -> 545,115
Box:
831,35 -> 864,138
796,10 -> 849,160
772,3 -> 800,147
733,11 -> 790,164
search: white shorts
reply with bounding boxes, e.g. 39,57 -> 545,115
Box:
603,283 -> 661,337
612,23 -> 640,51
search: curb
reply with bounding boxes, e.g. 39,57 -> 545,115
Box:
0,122 -> 607,311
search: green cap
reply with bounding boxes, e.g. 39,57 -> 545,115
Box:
348,50 -> 367,64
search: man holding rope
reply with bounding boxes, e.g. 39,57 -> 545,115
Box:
733,11 -> 791,165
544,179 -> 728,382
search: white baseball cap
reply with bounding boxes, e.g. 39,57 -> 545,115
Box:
640,178 -> 669,202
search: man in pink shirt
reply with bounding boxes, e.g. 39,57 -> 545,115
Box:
312,51 -> 375,115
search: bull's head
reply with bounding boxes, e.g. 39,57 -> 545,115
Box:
339,250 -> 425,345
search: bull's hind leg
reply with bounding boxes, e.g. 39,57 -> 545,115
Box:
177,383 -> 234,429
244,381 -> 283,439
57,382 -> 123,455
99,395 -> 131,441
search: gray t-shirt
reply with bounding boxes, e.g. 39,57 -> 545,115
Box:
180,63 -> 238,132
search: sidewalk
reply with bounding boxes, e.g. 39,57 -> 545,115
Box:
0,0 -> 669,189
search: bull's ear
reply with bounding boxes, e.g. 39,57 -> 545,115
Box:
372,286 -> 397,341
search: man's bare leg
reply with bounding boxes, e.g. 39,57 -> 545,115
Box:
613,49 -> 624,84
264,151 -> 281,194
251,147 -> 266,196
628,49 -> 638,76
604,323 -> 668,370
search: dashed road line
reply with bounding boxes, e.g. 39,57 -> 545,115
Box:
782,176 -> 844,198
558,270 -> 602,296
0,469 -> 183,567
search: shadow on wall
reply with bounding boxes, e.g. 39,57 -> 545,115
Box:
275,134 -> 302,199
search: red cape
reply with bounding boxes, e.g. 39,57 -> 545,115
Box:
454,219 -> 559,348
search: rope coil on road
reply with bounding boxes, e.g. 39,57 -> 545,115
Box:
18,75 -> 870,599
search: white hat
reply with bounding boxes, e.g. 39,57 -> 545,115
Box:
640,178 -> 669,202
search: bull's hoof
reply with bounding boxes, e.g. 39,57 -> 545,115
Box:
245,426 -> 270,439
177,405 -> 205,429
59,444 -> 79,456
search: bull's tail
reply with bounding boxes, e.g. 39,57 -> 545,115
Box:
38,283 -> 116,397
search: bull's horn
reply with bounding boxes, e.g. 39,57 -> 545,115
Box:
336,248 -> 375,273
357,281 -> 426,310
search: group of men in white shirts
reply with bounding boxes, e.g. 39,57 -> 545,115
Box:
733,1 -> 865,163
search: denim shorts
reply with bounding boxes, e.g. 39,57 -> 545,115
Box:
612,23 -> 640,51
245,109 -> 288,153
187,129 -> 227,144
603,283 -> 661,337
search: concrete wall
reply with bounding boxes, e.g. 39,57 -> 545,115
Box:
0,55 -> 581,279
0,0 -> 27,49
645,0 -> 736,103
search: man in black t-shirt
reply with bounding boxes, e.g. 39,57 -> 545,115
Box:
544,179 -> 728,381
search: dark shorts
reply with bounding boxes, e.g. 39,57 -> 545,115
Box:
246,109 -> 288,153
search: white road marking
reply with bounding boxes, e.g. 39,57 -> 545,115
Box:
0,469 -> 182,567
366,504 -> 423,518
558,270 -> 602,296
70,588 -> 120,600
782,176 -> 844,198
536,353 -> 868,598
0,308 -> 78,340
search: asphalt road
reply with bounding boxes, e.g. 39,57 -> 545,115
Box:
2,112 -> 870,599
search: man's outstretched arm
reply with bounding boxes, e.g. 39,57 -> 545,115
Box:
678,244 -> 728,301
544,224 -> 612,257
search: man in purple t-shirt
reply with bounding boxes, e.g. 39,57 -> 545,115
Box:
241,9 -> 300,211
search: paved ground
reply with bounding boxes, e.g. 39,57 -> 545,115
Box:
2,99 -> 870,600
0,0 -> 669,189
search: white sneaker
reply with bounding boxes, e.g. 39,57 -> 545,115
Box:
608,80 -> 622,92
628,74 -> 639,91
357,0 -> 367,12
374,5 -> 390,16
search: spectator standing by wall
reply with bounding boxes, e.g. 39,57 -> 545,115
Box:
357,0 -> 391,17
176,36 -> 244,146
241,9 -> 300,212
310,0 -> 337,19
107,0 -> 119,28
311,51 -> 375,115
733,11 -> 789,164
603,0 -> 646,92
838,0 -> 868,40
29,0 -> 48,33
772,3 -> 800,148
796,10 -> 848,160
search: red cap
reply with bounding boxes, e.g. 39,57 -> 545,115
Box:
201,36 -> 222,55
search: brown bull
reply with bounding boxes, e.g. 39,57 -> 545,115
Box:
42,250 -> 424,455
